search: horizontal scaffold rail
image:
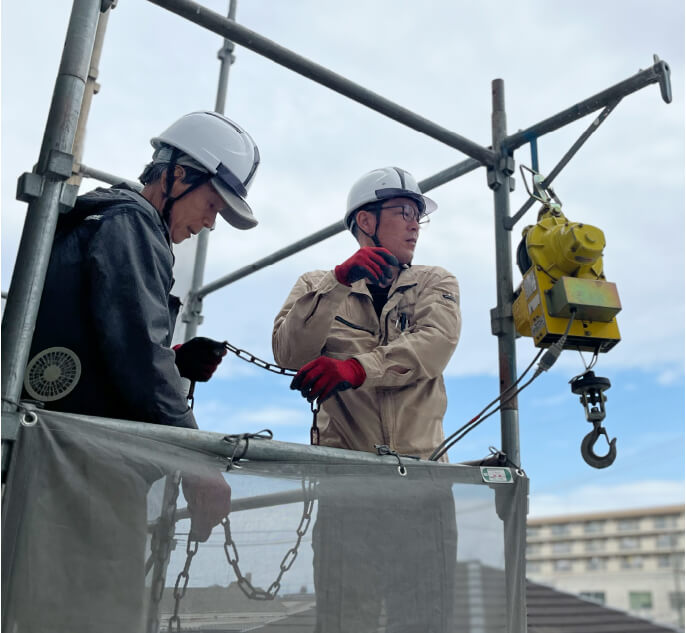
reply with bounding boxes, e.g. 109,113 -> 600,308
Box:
502,57 -> 671,151
196,156 -> 482,298
147,0 -> 496,167
3,409 -> 481,479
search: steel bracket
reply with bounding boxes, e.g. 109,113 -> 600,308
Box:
46,149 -> 75,180
490,305 -> 513,336
16,172 -> 43,203
181,293 -> 204,326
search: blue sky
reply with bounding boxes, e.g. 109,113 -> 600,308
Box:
2,1 -> 684,519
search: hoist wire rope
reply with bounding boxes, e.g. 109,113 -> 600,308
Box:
430,311 -> 576,462
429,350 -> 543,462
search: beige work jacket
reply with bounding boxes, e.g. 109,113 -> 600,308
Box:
272,265 -> 461,460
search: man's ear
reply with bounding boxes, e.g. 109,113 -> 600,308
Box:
161,164 -> 187,193
355,209 -> 377,235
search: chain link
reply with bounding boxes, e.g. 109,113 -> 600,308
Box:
310,401 -> 320,446
223,341 -> 297,376
167,535 -> 200,632
222,479 -> 316,600
147,472 -> 181,633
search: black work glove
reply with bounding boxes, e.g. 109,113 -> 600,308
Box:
173,337 -> 227,382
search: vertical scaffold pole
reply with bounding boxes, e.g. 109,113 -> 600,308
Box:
489,79 -> 520,468
183,0 -> 237,341
1,0 -> 102,413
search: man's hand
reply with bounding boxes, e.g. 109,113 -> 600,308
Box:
290,356 -> 366,403
174,337 -> 227,382
182,471 -> 232,542
334,247 -> 399,286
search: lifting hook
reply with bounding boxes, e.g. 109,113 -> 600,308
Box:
570,370 -> 617,469
580,420 -> 617,469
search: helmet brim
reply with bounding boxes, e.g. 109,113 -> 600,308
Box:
212,177 -> 258,230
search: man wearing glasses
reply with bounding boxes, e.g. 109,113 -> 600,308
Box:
273,165 -> 461,461
273,166 -> 461,631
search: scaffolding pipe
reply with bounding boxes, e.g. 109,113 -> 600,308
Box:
506,100 -> 620,230
195,157 -> 483,298
78,162 -> 141,189
502,58 -> 671,152
489,80 -> 520,468
3,410 -> 481,480
183,0 -> 238,341
69,7 -> 111,187
147,0 -> 496,167
1,0 -> 101,415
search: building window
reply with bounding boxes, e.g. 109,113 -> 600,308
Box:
584,520 -> 604,534
621,556 -> 643,569
527,562 -> 542,575
554,559 -> 572,572
580,591 -> 606,604
656,533 -> 678,549
669,592 -> 685,612
618,518 -> 640,532
527,526 -> 540,538
619,537 -> 640,550
585,539 -> 604,552
527,543 -> 542,556
658,555 -> 672,568
654,515 -> 678,529
586,557 -> 606,571
551,524 -> 570,536
629,591 -> 653,610
552,541 -> 572,554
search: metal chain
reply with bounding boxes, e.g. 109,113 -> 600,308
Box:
167,534 -> 200,632
310,401 -> 320,446
222,341 -> 297,376
221,341 -> 323,446
147,472 -> 181,633
222,479 -> 316,600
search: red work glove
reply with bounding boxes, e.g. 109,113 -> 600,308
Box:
182,471 -> 232,542
334,247 -> 398,286
173,337 -> 227,382
290,356 -> 366,404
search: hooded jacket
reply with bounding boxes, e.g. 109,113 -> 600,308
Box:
273,266 -> 461,459
24,184 -> 196,429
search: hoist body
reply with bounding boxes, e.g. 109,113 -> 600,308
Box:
512,209 -> 621,352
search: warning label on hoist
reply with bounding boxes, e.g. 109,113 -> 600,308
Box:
480,467 -> 513,484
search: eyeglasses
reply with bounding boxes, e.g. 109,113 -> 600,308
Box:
384,204 -> 430,225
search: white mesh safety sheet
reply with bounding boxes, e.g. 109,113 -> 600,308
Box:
2,411 -> 527,633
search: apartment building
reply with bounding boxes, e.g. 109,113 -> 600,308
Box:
526,505 -> 684,630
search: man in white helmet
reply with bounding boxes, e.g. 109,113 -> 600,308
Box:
27,111 -> 260,428
273,167 -> 460,632
16,112 -> 259,633
273,166 -> 461,460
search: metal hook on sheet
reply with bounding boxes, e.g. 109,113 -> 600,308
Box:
580,421 -> 617,469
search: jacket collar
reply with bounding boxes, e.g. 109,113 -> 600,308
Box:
349,266 -> 418,297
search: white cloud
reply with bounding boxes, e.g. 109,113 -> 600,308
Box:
529,480 -> 685,518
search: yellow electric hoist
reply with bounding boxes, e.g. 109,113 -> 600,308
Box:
513,170 -> 621,353
513,167 -> 621,468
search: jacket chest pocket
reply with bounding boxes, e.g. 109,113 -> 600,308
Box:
325,314 -> 378,356
384,298 -> 416,344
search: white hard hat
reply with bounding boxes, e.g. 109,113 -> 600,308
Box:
344,166 -> 437,231
152,111 -> 260,230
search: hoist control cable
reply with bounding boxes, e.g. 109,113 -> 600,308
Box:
429,311 -> 576,462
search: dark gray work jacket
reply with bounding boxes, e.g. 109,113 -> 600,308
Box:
24,184 -> 196,429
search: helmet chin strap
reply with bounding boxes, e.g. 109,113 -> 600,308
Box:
161,148 -> 211,229
357,207 -> 382,248
357,209 -> 412,269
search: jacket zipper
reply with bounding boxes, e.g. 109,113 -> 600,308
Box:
334,315 -> 376,335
